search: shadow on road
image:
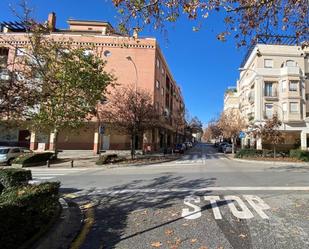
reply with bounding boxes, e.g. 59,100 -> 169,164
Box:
62,175 -> 219,249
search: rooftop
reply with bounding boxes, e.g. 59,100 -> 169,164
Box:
240,34 -> 301,68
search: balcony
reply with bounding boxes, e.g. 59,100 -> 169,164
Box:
264,89 -> 278,100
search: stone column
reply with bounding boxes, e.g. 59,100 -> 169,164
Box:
256,137 -> 262,150
255,77 -> 263,121
49,132 -> 56,151
301,131 -> 307,150
93,130 -> 100,155
30,131 -> 37,150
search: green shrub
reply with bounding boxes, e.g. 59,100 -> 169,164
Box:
0,182 -> 60,249
290,149 -> 309,161
235,149 -> 263,158
13,152 -> 54,167
0,168 -> 32,189
96,154 -> 118,165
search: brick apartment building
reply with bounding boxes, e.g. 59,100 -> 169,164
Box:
0,13 -> 186,153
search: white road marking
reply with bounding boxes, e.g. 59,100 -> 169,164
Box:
224,195 -> 254,219
28,168 -> 89,182
204,196 -> 222,219
182,196 -> 201,219
95,186 -> 309,194
182,195 -> 271,220
244,195 -> 270,219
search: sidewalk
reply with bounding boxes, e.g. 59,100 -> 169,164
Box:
226,153 -> 309,166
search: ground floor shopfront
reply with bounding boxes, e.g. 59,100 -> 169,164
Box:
242,121 -> 309,151
0,123 -> 185,154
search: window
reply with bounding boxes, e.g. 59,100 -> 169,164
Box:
286,60 -> 296,67
306,94 -> 309,101
289,81 -> 298,91
290,102 -> 298,113
264,82 -> 274,97
161,67 -> 165,75
155,80 -> 160,89
16,48 -> 26,57
161,87 -> 164,96
264,59 -> 273,68
265,104 -> 273,118
156,58 -> 160,68
0,47 -> 9,67
281,80 -> 287,92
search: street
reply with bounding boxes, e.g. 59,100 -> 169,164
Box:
30,144 -> 309,249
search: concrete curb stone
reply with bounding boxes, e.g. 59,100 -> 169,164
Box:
34,198 -> 83,249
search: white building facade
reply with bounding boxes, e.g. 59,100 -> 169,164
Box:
234,41 -> 309,150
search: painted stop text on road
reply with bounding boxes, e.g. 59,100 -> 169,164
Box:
182,195 -> 270,220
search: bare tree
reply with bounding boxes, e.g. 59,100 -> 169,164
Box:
99,85 -> 159,159
173,109 -> 186,144
203,118 -> 222,142
112,0 -> 308,46
250,115 -> 284,158
218,109 -> 246,153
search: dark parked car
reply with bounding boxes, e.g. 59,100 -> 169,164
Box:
174,144 -> 186,154
218,142 -> 230,152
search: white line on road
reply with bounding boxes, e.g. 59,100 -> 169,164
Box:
87,186 -> 309,194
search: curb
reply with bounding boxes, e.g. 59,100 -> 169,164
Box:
230,157 -> 309,166
34,198 -> 83,249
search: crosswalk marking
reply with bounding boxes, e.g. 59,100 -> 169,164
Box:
27,168 -> 88,183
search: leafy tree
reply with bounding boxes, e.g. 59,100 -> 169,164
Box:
250,114 -> 284,157
99,85 -> 159,159
218,109 -> 246,153
113,0 -> 308,46
0,5 -> 115,154
173,109 -> 186,144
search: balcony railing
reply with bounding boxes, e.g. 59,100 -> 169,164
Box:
264,89 -> 278,98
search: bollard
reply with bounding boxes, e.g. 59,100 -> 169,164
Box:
46,160 -> 50,168
71,160 -> 74,168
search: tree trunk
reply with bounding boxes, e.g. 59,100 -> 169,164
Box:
232,137 -> 235,154
273,145 -> 276,158
131,133 -> 135,160
53,129 -> 59,159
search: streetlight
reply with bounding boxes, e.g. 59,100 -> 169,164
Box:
126,56 -> 138,158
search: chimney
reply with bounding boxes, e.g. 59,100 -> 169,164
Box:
102,26 -> 107,35
47,12 -> 56,31
133,28 -> 139,39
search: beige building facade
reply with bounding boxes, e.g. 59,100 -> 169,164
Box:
230,41 -> 309,150
0,13 -> 186,153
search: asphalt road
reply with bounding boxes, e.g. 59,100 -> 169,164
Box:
30,144 -> 309,249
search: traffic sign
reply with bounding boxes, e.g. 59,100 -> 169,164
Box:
239,131 -> 246,139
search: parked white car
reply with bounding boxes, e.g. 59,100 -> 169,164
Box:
0,147 -> 30,165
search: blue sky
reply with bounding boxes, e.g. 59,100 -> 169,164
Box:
0,0 -> 247,126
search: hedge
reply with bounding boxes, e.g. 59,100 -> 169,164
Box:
0,182 -> 60,249
96,154 -> 119,165
13,152 -> 54,167
235,149 -> 263,158
0,168 -> 32,189
290,149 -> 309,161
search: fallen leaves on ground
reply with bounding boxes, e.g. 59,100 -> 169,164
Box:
151,241 -> 162,248
238,233 -> 247,239
165,229 -> 174,236
191,238 -> 197,243
199,246 -> 208,249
